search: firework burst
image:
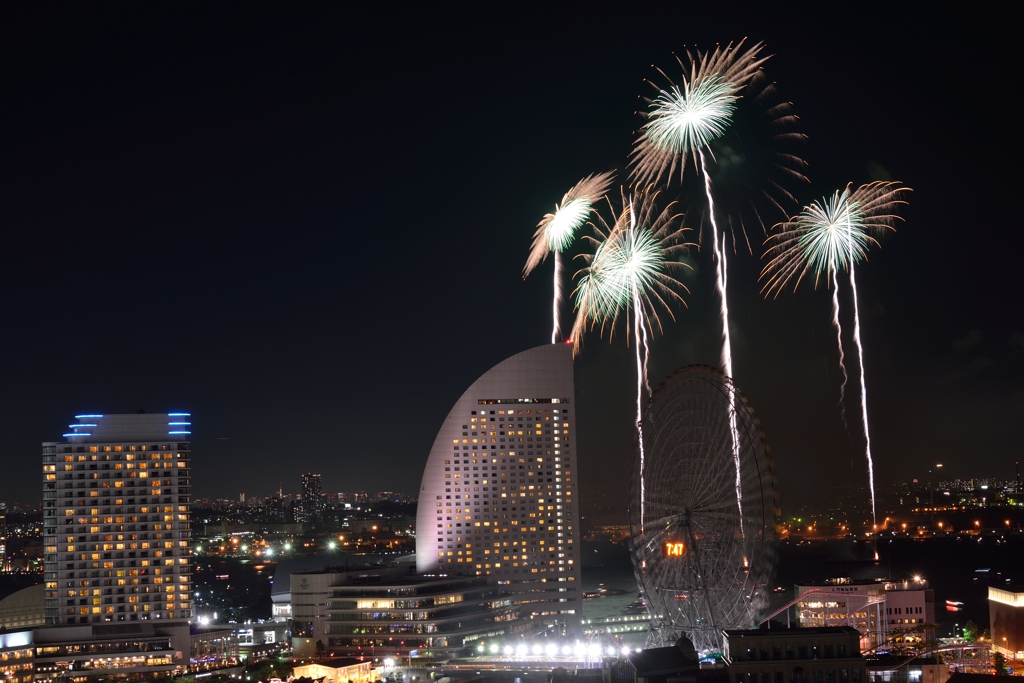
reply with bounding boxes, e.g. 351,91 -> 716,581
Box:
570,189 -> 692,351
571,188 -> 692,531
524,171 -> 615,343
760,182 -> 907,295
761,181 -> 910,525
630,42 -> 805,530
630,40 -> 769,191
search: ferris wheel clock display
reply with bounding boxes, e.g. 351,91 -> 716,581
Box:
628,365 -> 779,653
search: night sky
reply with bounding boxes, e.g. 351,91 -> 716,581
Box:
2,5 -> 1019,515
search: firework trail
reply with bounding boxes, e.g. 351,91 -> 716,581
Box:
848,264 -> 875,522
552,252 -> 563,344
830,265 -> 849,426
699,148 -> 733,377
631,41 -> 791,529
712,208 -> 744,536
571,189 -> 692,531
524,171 -> 615,343
633,295 -> 647,523
761,182 -> 910,526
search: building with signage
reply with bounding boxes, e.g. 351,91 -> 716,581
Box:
794,578 -> 934,651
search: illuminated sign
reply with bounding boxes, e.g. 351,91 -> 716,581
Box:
664,542 -> 686,557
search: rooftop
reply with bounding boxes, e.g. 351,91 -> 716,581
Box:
726,626 -> 861,638
48,412 -> 192,443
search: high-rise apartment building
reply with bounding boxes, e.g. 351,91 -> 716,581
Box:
415,344 -> 582,634
300,473 -> 324,523
0,503 -> 6,572
41,412 -> 193,667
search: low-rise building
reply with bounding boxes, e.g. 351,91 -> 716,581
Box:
293,657 -> 377,683
32,623 -> 183,680
865,655 -> 947,683
604,637 -> 708,683
794,579 -> 934,651
724,626 -> 866,683
284,561 -> 524,661
0,630 -> 34,683
190,629 -> 239,671
0,584 -> 45,631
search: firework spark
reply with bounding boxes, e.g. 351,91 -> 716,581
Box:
630,40 -> 768,190
630,41 -> 800,531
630,40 -> 806,252
831,265 -> 849,426
761,181 -> 910,525
571,189 -> 691,351
633,64 -> 739,374
571,189 -> 692,531
524,171 -> 615,343
760,184 -> 908,296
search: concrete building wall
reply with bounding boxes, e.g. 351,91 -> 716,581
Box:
0,584 -> 46,630
989,587 -> 1024,660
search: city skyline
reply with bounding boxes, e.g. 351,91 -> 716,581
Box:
1,6 -> 1020,512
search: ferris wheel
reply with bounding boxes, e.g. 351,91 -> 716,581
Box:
628,365 -> 778,653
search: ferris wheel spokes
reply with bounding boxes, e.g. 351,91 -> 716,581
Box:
628,366 -> 778,653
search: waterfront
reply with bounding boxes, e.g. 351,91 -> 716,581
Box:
580,535 -> 1024,640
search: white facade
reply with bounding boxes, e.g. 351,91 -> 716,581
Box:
795,578 -> 934,651
42,412 -> 192,661
415,344 -> 582,632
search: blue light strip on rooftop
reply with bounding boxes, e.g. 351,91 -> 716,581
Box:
168,430 -> 192,435
74,414 -> 103,419
69,423 -> 98,428
167,422 -> 191,426
168,412 -> 191,417
64,433 -> 91,437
